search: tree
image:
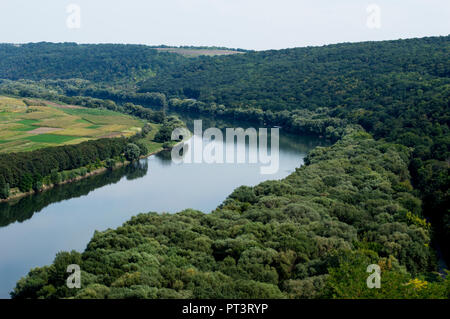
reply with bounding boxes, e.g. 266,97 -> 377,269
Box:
0,175 -> 9,199
19,173 -> 33,192
142,123 -> 153,135
105,159 -> 116,170
154,122 -> 173,143
124,143 -> 141,162
32,174 -> 43,192
134,141 -> 149,156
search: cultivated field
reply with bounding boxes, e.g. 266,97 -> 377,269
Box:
0,96 -> 144,153
155,47 -> 244,57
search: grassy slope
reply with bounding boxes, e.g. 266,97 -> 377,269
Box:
135,122 -> 164,155
0,96 -> 143,153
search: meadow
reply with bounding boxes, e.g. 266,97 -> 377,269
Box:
0,96 -> 144,153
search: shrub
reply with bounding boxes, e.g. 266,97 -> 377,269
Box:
19,173 -> 33,192
106,159 -> 116,170
124,143 -> 141,162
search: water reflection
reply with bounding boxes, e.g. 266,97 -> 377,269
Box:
155,149 -> 174,164
0,161 -> 148,228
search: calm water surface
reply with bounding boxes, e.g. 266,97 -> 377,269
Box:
0,116 -> 328,298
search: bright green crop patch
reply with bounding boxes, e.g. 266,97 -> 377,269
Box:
26,134 -> 80,144
17,119 -> 39,125
11,125 -> 38,131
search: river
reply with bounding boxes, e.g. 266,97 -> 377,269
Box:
0,115 -> 328,298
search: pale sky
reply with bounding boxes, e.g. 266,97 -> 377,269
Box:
0,0 -> 449,50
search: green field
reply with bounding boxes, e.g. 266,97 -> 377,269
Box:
26,134 -> 80,144
0,96 -> 144,153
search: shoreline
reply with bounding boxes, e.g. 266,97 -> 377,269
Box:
0,147 -> 165,204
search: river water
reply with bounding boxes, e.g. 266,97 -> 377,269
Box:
0,115 -> 328,298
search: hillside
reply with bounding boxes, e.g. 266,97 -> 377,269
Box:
0,43 -> 187,83
141,37 -> 450,111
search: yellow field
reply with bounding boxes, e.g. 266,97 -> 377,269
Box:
0,96 -> 144,153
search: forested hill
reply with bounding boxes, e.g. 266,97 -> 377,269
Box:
140,36 -> 450,110
0,42 -> 187,83
140,36 -> 450,262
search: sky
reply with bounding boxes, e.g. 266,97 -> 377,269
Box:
0,0 -> 449,50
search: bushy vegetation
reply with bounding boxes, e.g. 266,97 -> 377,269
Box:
124,143 -> 141,162
10,128 -> 449,299
0,138 -> 127,190
0,43 -> 186,83
154,116 -> 186,143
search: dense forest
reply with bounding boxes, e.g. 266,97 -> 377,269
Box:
0,37 -> 448,298
0,138 -> 127,193
0,43 -> 186,83
10,128 -> 450,298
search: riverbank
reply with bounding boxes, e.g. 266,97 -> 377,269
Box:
0,130 -> 194,204
0,163 -> 124,204
0,146 -> 166,204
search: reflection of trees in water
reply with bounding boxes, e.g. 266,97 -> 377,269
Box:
278,131 -> 331,153
155,150 -> 173,164
125,160 -> 148,180
0,162 -> 148,228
